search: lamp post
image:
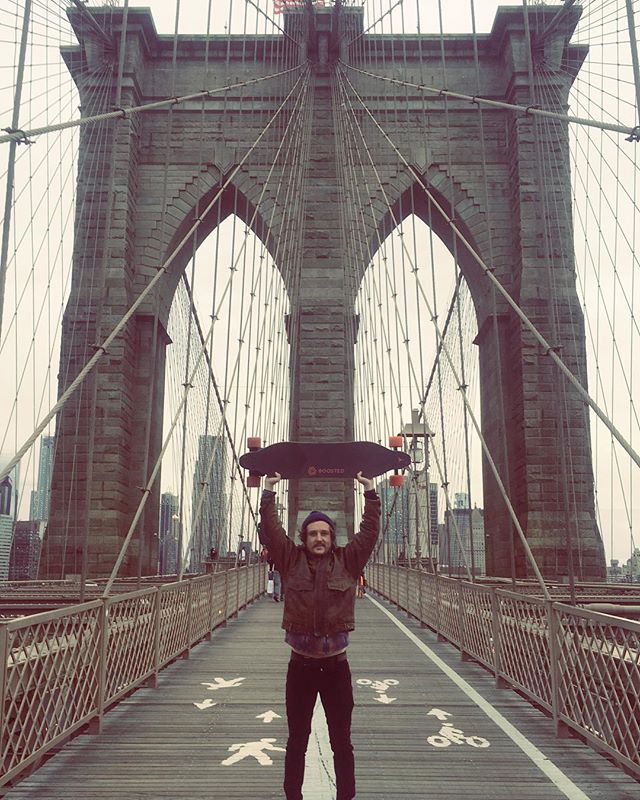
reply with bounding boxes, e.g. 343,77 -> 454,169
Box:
399,409 -> 434,571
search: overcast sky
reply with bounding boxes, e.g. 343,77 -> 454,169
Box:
1,0 -> 639,566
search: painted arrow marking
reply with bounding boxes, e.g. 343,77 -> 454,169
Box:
256,710 -> 282,723
428,707 -> 452,721
193,699 -> 218,710
201,677 -> 246,691
374,693 -> 396,704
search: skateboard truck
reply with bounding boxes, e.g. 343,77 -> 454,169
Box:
387,436 -> 405,487
246,437 -> 262,488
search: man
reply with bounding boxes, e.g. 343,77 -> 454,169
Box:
259,470 -> 380,800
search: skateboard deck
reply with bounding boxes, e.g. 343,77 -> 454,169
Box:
239,441 -> 411,480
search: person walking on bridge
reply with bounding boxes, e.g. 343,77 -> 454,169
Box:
259,471 -> 380,800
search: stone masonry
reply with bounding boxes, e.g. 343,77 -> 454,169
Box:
43,4 -> 606,581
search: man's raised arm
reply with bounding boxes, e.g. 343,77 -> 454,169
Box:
343,471 -> 381,577
259,472 -> 296,575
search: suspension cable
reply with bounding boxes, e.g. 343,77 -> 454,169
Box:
340,62 -> 640,139
338,63 -> 640,472
0,67 -> 304,144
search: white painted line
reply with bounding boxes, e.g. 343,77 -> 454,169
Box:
367,594 -> 593,800
302,698 -> 336,799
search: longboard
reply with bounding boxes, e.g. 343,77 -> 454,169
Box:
239,440 -> 410,481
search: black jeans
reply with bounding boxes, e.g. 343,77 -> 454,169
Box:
284,653 -> 355,800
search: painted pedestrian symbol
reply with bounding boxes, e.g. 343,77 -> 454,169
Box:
426,708 -> 490,749
356,677 -> 399,704
221,737 -> 286,766
256,710 -> 281,723
201,676 -> 246,691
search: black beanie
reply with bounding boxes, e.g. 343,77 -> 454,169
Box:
301,510 -> 336,531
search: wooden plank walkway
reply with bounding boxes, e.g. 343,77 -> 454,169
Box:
4,593 -> 640,800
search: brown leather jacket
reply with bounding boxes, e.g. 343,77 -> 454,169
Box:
259,490 -> 381,636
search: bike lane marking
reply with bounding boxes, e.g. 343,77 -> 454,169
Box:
367,594 -> 592,800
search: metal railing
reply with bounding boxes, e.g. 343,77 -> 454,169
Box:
369,564 -> 640,778
0,564 -> 265,786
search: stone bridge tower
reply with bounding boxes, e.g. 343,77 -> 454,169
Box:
43,4 -> 606,581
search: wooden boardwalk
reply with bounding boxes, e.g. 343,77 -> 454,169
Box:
5,594 -> 640,800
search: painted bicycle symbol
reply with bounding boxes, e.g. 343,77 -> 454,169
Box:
356,677 -> 399,704
427,722 -> 490,749
356,678 -> 399,692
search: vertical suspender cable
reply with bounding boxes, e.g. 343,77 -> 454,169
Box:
80,6 -> 131,599
437,0 -> 476,580
0,0 -> 32,344
522,0 -> 577,600
625,0 -> 640,125
470,0 -> 516,589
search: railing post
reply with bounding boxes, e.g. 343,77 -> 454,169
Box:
183,581 -> 193,658
491,590 -> 507,688
0,622 -> 10,757
222,569 -> 230,625
206,573 -> 214,641
235,567 -> 240,617
149,587 -> 161,686
458,581 -> 468,659
548,602 -> 569,737
405,567 -> 411,618
90,599 -> 109,734
435,575 -> 445,641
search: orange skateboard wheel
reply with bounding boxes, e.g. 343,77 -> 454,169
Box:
246,475 -> 261,488
247,437 -> 261,450
388,436 -> 403,449
389,474 -> 405,487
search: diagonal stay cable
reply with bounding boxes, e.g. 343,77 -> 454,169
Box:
336,65 -> 550,595
334,75 -> 475,579
103,303 -> 218,596
0,65 -> 303,144
0,66 -> 310,485
121,64 -> 312,581
179,77 -> 311,573
340,62 -> 640,139
338,62 -> 640,473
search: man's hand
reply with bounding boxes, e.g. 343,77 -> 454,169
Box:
355,471 -> 375,492
264,472 -> 282,491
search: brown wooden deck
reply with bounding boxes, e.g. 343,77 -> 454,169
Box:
4,594 -> 640,799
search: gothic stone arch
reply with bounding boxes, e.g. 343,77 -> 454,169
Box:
44,4 -> 605,581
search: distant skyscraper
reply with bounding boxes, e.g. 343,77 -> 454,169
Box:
159,492 -> 179,574
429,483 -> 439,546
0,475 -> 12,517
9,520 -> 44,580
0,463 -> 19,580
29,435 -> 55,521
190,435 -> 228,570
441,493 -> 485,576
